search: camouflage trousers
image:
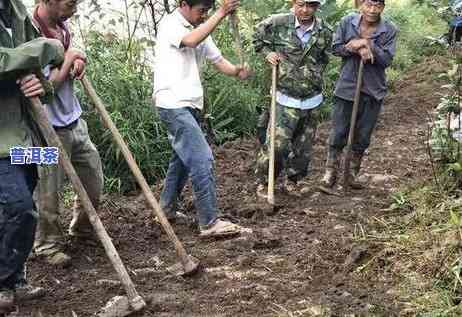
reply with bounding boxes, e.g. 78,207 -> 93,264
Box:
34,118 -> 103,256
255,103 -> 317,184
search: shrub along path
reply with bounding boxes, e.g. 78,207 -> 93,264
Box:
19,58 -> 445,316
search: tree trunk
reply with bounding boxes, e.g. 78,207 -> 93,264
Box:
164,0 -> 171,14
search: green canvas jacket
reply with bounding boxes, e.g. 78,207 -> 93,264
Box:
0,0 -> 64,158
253,13 -> 332,99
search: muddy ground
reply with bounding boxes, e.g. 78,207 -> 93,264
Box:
15,58 -> 446,316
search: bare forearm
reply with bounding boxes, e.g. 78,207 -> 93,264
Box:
50,58 -> 73,88
213,58 -> 238,76
181,11 -> 226,48
49,46 -> 87,88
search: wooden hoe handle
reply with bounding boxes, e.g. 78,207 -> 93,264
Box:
268,64 -> 278,205
230,12 -> 244,66
80,77 -> 197,273
29,97 -> 145,311
343,60 -> 365,190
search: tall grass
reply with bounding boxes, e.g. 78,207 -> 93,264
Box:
77,32 -> 170,192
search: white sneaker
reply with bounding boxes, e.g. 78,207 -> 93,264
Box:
281,179 -> 300,197
15,284 -> 46,301
256,184 -> 268,199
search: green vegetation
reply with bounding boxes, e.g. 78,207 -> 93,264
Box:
385,0 -> 447,82
365,21 -> 462,315
77,0 -> 447,192
78,32 -> 170,192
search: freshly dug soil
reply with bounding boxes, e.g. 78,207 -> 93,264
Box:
17,58 -> 446,316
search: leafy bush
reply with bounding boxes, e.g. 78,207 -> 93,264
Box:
385,0 -> 447,82
78,32 -> 170,192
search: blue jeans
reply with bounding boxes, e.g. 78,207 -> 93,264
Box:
328,94 -> 382,156
0,159 -> 38,290
157,107 -> 217,227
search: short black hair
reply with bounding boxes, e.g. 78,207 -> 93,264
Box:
180,0 -> 215,8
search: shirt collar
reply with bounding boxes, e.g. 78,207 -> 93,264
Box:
174,8 -> 193,29
295,16 -> 315,32
351,13 -> 361,28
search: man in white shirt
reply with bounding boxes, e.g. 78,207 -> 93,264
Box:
153,0 -> 251,238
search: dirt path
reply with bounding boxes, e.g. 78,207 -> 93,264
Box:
18,58 -> 446,316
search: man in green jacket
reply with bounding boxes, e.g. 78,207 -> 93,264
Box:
0,0 -> 64,312
253,0 -> 332,196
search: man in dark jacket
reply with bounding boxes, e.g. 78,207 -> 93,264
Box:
320,0 -> 398,190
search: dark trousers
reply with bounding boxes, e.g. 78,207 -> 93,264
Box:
449,25 -> 462,44
328,94 -> 382,158
0,159 -> 38,290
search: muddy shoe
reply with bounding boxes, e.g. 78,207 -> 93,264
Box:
298,181 -> 311,195
34,245 -> 72,267
199,219 -> 243,239
344,169 -> 365,190
280,179 -> 300,196
318,168 -> 338,195
0,289 -> 14,313
46,251 -> 72,267
347,176 -> 365,190
256,184 -> 268,200
15,284 -> 46,302
321,168 -> 336,188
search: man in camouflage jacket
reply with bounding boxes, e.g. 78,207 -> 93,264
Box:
253,0 -> 332,195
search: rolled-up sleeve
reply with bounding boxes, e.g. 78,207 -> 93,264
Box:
332,18 -> 354,58
253,16 -> 274,57
0,37 -> 64,80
